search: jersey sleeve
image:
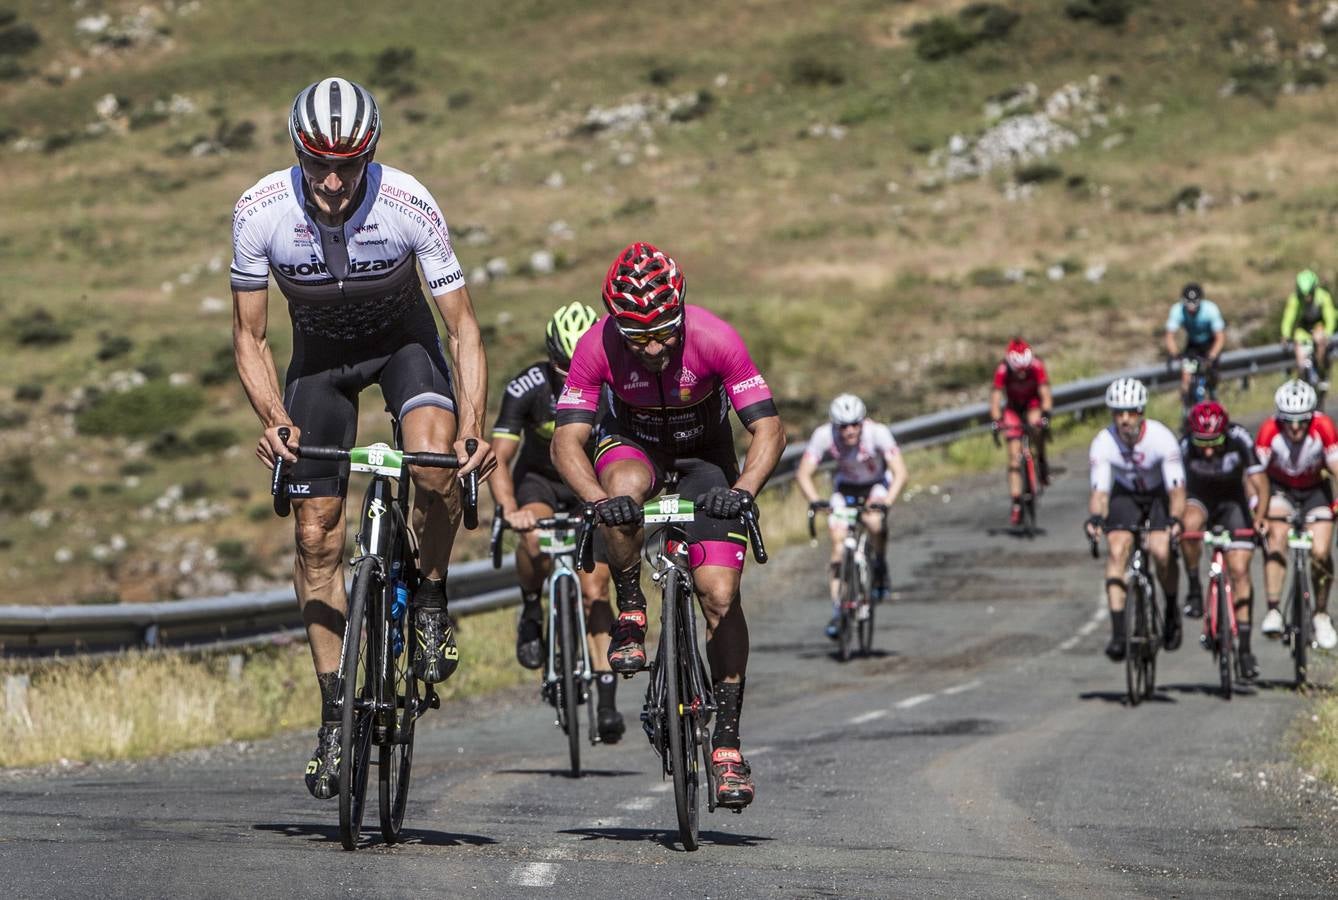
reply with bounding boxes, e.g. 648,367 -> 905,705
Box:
554,327 -> 605,426
491,372 -> 533,442
1033,359 -> 1050,385
1089,432 -> 1113,494
803,425 -> 832,464
710,315 -> 778,425
1254,419 -> 1277,468
872,423 -> 900,456
1323,290 -> 1338,334
1319,415 -> 1338,465
1207,301 -> 1226,333
1160,434 -> 1186,489
1165,304 -> 1184,333
1281,296 -> 1299,338
230,180 -> 275,292
992,363 -> 1007,390
395,172 -> 466,297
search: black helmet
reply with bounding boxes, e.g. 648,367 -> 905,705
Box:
1181,282 -> 1204,304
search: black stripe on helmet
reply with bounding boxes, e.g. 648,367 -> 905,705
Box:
303,83 -> 322,147
328,79 -> 342,146
349,83 -> 366,147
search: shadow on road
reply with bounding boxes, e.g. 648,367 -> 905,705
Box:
496,768 -> 641,779
253,822 -> 497,847
558,826 -> 772,851
1078,690 -> 1177,705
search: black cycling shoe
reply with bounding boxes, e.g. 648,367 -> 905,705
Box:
597,707 -> 626,744
825,615 -> 841,640
1104,635 -> 1126,662
1163,612 -> 1183,652
412,605 -> 459,683
1183,585 -> 1203,619
1237,650 -> 1260,682
304,722 -> 341,800
515,608 -> 543,671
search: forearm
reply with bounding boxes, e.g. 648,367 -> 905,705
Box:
1168,485 -> 1187,520
1089,490 -> 1110,518
233,326 -> 288,428
448,319 -> 488,436
886,455 -> 909,505
486,443 -> 520,510
989,390 -> 1002,421
795,465 -> 820,504
734,417 -> 786,497
1038,384 -> 1053,414
1210,332 -> 1226,358
1164,332 -> 1179,357
552,427 -> 605,503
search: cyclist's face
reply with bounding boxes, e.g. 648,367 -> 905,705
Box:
838,422 -> 862,446
623,331 -> 680,372
1113,408 -> 1143,442
299,155 -> 368,218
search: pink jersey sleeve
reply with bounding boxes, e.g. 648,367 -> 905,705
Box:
554,321 -> 609,423
693,307 -> 775,419
992,363 -> 1007,390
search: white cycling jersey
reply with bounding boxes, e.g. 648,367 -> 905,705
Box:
1089,419 -> 1185,494
230,163 -> 465,341
804,420 -> 899,488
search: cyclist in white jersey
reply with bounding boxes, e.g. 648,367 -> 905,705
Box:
796,394 -> 909,637
1084,378 -> 1187,661
231,77 -> 494,800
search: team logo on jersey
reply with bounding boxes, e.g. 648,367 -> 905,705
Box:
624,370 -> 650,391
731,374 -> 767,395
557,388 -> 583,406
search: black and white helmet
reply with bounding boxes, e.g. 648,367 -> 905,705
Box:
829,393 -> 867,425
1275,379 -> 1318,418
289,77 -> 380,161
1105,377 -> 1147,411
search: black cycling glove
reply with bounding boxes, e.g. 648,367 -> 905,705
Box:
595,495 -> 642,527
698,487 -> 753,520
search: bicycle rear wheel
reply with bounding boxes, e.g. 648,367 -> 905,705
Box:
1216,576 -> 1233,700
555,574 -> 582,777
379,565 -> 419,843
662,572 -> 699,851
837,555 -> 857,663
1124,578 -> 1143,706
339,558 -> 378,851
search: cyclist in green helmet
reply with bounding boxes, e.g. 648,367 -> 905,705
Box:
487,302 -> 625,744
1281,269 -> 1336,387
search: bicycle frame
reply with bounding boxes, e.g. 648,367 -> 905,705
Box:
1278,510 -> 1316,686
809,501 -> 883,659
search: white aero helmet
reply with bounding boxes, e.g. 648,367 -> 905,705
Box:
289,77 -> 381,160
829,393 -> 867,426
1275,379 -> 1318,419
1105,377 -> 1147,411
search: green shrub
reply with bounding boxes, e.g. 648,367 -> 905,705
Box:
1230,61 -> 1281,103
0,407 -> 28,428
615,196 -> 656,218
12,309 -> 72,346
1064,0 -> 1133,26
1016,163 -> 1064,184
96,333 -> 134,362
963,3 -> 1020,41
909,17 -> 977,61
1296,68 -> 1328,88
0,11 -> 17,28
76,382 -> 205,437
215,119 -> 255,151
0,455 -> 44,515
191,427 -> 238,452
198,345 -> 236,386
14,383 -> 42,403
69,484 -> 91,500
668,89 -> 715,123
646,65 -> 678,86
0,22 -> 40,54
786,33 -> 852,87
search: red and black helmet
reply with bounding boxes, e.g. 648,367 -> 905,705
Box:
1187,400 -> 1228,442
601,242 -> 686,329
1005,338 -> 1033,372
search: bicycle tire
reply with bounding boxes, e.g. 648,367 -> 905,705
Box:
662,570 -> 700,851
837,554 -> 857,663
1294,570 -> 1310,688
1217,574 -> 1233,701
379,559 -> 418,843
1124,576 -> 1142,706
556,574 -> 582,777
1020,449 -> 1038,536
339,557 -> 378,851
858,590 -> 876,656
1142,577 -> 1159,700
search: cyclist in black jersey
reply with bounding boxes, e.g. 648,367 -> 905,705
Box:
487,303 -> 625,743
232,77 -> 495,800
1179,401 -> 1268,679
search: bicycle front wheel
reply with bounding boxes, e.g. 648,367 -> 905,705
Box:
1020,450 -> 1038,535
837,555 -> 857,663
662,571 -> 699,851
1294,571 -> 1310,688
1142,580 -> 1159,700
1124,578 -> 1143,706
857,592 -> 876,656
1217,576 -> 1233,700
380,567 -> 419,843
555,574 -> 582,777
339,557 -> 378,851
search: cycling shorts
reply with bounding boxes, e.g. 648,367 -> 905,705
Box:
1268,482 -> 1334,524
283,338 -> 456,498
1000,406 -> 1042,440
1106,486 -> 1170,532
830,477 -> 891,509
1186,488 -> 1253,550
592,432 -> 747,570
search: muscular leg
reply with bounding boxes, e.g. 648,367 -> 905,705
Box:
402,406 -> 461,578
1006,437 -> 1023,499
581,563 -> 614,671
293,496 -> 349,680
515,502 -> 557,594
1025,407 -> 1048,481
694,565 -> 747,752
827,523 -> 847,605
1148,529 -> 1179,604
1310,519 -> 1334,614
597,458 -> 654,671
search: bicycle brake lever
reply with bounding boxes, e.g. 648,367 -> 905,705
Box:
462,438 -> 479,530
271,426 -> 292,518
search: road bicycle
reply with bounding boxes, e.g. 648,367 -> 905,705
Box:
271,427 -> 478,850
1273,506 -> 1318,688
1181,527 -> 1257,699
575,493 -> 767,851
992,419 -> 1046,537
808,500 -> 886,660
490,512 -> 598,777
1091,515 -> 1162,706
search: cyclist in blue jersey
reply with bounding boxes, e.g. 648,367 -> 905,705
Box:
1164,282 -> 1226,411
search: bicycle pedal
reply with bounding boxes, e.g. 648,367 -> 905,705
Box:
427,688 -> 441,710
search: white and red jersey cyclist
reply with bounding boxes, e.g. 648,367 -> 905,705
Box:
1089,419 -> 1186,496
1255,413 -> 1338,491
802,419 -> 900,502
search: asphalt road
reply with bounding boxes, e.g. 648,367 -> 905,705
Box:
4,450 -> 1338,899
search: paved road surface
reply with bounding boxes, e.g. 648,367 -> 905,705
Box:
4,453 -> 1338,898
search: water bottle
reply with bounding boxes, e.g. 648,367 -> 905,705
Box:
391,580 -> 409,659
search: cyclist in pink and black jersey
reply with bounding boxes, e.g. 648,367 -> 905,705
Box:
552,242 -> 786,811
795,394 -> 908,638
989,338 -> 1053,527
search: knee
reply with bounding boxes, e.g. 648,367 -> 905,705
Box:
410,465 -> 455,499
698,589 -> 736,626
295,517 -> 341,569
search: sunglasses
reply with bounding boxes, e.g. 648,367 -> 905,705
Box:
1190,433 -> 1226,448
838,422 -> 862,431
619,322 -> 681,346
1281,415 -> 1314,428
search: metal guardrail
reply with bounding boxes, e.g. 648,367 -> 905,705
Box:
0,343 -> 1294,655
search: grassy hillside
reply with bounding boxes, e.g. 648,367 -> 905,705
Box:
3,0 -> 1338,604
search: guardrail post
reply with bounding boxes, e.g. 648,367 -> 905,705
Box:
143,623 -> 159,648
5,674 -> 32,728
227,654 -> 244,682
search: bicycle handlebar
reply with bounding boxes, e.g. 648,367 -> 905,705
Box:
568,498 -> 770,572
1179,528 -> 1260,541
271,427 -> 293,518
490,512 -> 589,569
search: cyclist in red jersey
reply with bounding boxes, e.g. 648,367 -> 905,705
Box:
989,338 -> 1053,526
1255,380 -> 1338,650
551,242 -> 786,811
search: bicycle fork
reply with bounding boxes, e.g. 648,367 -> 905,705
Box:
1200,553 -> 1237,655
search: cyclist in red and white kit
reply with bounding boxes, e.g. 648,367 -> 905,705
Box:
551,242 -> 786,811
1084,378 -> 1187,661
231,77 -> 494,799
990,338 -> 1053,527
795,394 -> 908,637
1256,380 -> 1338,650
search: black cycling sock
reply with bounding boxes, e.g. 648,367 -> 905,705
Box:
1110,608 -> 1126,640
1187,573 -> 1201,592
415,577 -> 447,611
596,672 -> 617,710
587,599 -> 614,636
1238,623 -> 1253,655
519,592 -> 542,622
317,671 -> 340,723
612,562 -> 646,613
712,679 -> 745,751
